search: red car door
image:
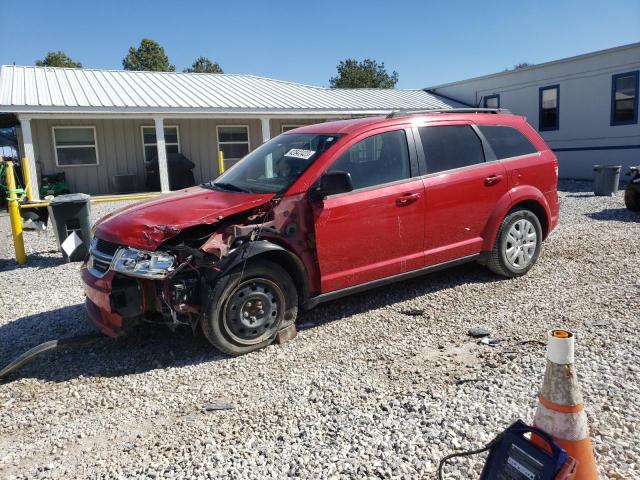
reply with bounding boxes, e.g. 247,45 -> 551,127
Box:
416,124 -> 510,265
312,128 -> 426,293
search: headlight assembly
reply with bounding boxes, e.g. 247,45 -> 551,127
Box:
111,247 -> 175,279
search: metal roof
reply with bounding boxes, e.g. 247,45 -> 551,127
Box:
0,65 -> 461,115
426,41 -> 640,90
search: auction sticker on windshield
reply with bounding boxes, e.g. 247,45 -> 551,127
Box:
285,149 -> 315,160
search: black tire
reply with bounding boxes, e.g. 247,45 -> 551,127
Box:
624,183 -> 640,212
202,260 -> 298,356
487,208 -> 543,278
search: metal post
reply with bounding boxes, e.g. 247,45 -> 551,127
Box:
260,117 -> 271,144
19,116 -> 40,201
5,162 -> 27,264
21,157 -> 33,202
153,116 -> 170,192
217,150 -> 225,175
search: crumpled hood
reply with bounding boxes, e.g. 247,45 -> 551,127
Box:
94,186 -> 274,250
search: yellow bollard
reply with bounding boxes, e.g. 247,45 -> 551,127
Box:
5,162 -> 27,264
21,157 -> 33,202
217,150 -> 225,175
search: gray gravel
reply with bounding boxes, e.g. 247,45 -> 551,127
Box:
0,181 -> 638,479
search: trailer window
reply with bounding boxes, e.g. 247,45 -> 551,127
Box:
611,71 -> 638,125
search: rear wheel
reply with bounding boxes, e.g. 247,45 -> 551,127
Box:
487,209 -> 542,278
202,260 -> 298,356
624,182 -> 640,212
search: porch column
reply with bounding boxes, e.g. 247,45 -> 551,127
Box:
261,118 -> 273,177
260,117 -> 271,144
19,116 -> 40,201
154,116 -> 170,192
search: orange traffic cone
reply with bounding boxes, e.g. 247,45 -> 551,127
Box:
533,329 -> 598,479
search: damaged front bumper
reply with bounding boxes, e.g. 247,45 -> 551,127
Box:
82,268 -> 127,337
82,238 -> 204,337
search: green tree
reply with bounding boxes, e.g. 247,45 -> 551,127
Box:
504,62 -> 534,72
183,56 -> 224,74
123,38 -> 175,72
35,51 -> 82,68
329,59 -> 398,88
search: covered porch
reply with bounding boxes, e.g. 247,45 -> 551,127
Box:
17,114 -> 339,199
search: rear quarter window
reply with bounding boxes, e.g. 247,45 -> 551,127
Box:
418,125 -> 485,174
478,125 -> 538,159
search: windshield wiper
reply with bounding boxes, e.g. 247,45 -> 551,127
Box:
211,182 -> 251,193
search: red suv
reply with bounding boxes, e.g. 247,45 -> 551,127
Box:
82,110 -> 559,355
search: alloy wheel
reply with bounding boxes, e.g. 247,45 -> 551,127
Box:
504,219 -> 538,270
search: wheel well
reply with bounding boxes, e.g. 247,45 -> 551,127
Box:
247,250 -> 309,305
510,200 -> 549,238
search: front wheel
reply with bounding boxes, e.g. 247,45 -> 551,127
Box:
487,209 -> 543,278
202,260 -> 298,356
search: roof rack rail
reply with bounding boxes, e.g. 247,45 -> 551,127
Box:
386,107 -> 512,118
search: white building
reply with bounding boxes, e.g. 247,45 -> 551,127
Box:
427,42 -> 640,179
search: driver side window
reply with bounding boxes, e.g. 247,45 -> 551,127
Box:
328,130 -> 411,190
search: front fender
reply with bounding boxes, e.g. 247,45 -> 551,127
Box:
214,240 -> 310,303
217,240 -> 287,273
481,186 -> 552,251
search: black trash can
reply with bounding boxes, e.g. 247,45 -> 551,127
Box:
47,193 -> 92,262
593,165 -> 621,196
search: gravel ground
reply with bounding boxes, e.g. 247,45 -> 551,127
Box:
0,181 -> 638,479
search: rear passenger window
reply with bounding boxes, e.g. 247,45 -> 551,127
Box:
418,126 -> 485,173
328,130 -> 411,190
478,125 -> 538,159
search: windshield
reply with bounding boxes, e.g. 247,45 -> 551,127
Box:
207,133 -> 341,194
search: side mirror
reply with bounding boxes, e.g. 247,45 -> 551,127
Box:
310,171 -> 353,201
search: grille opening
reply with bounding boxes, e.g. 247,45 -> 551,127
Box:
94,238 -> 120,256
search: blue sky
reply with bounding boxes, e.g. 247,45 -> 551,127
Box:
1,0 -> 638,88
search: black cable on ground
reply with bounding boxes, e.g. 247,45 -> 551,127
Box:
437,432 -> 505,480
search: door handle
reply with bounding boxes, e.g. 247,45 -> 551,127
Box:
395,192 -> 421,206
484,174 -> 503,186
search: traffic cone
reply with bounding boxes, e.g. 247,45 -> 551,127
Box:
533,329 -> 598,479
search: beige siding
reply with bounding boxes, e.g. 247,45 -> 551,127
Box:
31,118 -> 148,195
30,117 -> 267,194
269,118 -> 329,137
173,118 -> 263,179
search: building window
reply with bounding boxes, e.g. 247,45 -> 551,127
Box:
53,126 -> 99,166
483,94 -> 500,109
217,126 -> 250,159
282,125 -> 303,133
611,71 -> 639,126
141,126 -> 180,162
539,85 -> 559,131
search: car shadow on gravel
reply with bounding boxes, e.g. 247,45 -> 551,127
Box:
1,263 -> 500,383
558,180 -> 594,194
297,262 -> 501,330
586,208 -> 639,223
0,252 -> 66,272
0,304 -> 222,383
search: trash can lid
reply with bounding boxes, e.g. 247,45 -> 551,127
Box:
593,165 -> 622,170
49,193 -> 91,204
